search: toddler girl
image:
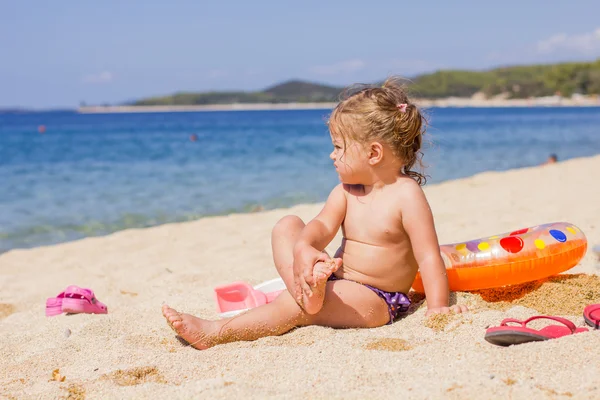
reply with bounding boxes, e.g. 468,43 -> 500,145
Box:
163,77 -> 468,349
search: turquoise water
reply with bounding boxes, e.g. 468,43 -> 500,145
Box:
1,107 -> 599,253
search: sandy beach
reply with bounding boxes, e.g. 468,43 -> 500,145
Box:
1,155 -> 599,399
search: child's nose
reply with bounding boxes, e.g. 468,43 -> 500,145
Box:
329,151 -> 335,160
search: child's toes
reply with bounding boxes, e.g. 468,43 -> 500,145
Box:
312,263 -> 330,282
323,259 -> 340,274
332,258 -> 343,270
314,268 -> 328,281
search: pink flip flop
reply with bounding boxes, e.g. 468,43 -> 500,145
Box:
61,286 -> 108,315
46,291 -> 67,317
584,304 -> 600,329
485,315 -> 588,346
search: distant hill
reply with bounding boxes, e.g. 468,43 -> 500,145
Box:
131,59 -> 600,105
263,80 -> 342,102
132,80 -> 342,106
410,59 -> 600,98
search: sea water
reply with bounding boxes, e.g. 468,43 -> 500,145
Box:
1,107 -> 599,253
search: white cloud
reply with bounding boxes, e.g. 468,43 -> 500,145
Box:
82,71 -> 113,84
484,28 -> 600,67
309,59 -> 366,75
537,28 -> 600,56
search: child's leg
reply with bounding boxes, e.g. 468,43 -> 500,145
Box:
270,215 -> 305,293
271,215 -> 341,314
162,277 -> 389,350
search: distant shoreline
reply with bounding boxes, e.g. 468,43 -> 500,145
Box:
78,103 -> 338,113
78,95 -> 600,113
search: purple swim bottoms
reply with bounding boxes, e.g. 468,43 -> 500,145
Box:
328,275 -> 411,324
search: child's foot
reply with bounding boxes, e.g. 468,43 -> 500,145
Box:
301,258 -> 342,315
162,305 -> 217,350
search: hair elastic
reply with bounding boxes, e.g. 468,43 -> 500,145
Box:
397,103 -> 408,113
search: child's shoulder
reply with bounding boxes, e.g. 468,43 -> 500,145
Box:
390,176 -> 429,206
393,176 -> 424,195
326,183 -> 351,202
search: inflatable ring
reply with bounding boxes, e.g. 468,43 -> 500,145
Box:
411,222 -> 587,292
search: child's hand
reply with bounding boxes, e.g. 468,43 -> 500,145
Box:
425,305 -> 469,316
292,243 -> 332,305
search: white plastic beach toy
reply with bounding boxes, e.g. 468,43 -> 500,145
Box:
214,278 -> 286,318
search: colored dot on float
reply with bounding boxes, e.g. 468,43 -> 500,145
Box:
466,241 -> 480,253
489,235 -> 499,239
510,228 -> 529,236
566,227 -> 576,235
549,229 -> 567,242
478,242 -> 490,251
534,239 -> 546,249
500,236 -> 524,253
456,243 -> 466,251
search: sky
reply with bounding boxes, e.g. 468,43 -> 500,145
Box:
2,1 -> 600,108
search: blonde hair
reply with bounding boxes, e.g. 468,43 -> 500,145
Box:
328,77 -> 427,185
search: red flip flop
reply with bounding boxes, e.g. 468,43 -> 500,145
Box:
485,315 -> 588,346
584,304 -> 600,329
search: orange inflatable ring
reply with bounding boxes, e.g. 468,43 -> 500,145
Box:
412,222 -> 587,292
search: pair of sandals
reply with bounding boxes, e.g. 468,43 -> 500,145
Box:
46,285 -> 108,317
485,304 -> 599,346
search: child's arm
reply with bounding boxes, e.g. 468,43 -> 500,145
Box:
293,184 -> 347,302
399,181 -> 467,315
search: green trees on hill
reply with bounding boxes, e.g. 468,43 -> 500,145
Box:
133,80 -> 342,106
131,59 -> 600,105
411,59 -> 600,98
263,80 -> 342,102
409,70 -> 492,98
134,91 -> 274,106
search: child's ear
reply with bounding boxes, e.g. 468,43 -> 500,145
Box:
368,142 -> 384,165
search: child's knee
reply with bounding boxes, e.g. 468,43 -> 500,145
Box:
272,215 -> 304,236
